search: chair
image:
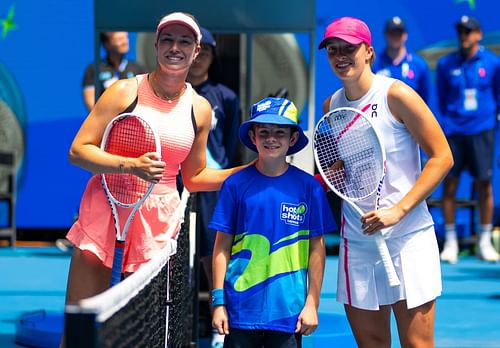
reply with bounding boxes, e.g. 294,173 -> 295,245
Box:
0,151 -> 16,246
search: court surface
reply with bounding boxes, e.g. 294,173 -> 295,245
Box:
0,246 -> 498,348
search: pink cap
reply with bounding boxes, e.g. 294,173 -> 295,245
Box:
156,12 -> 202,43
318,17 -> 372,49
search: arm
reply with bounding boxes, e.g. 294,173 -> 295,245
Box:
296,235 -> 325,336
418,59 -> 431,104
82,87 -> 95,112
362,81 -> 454,233
322,95 -> 332,114
69,78 -> 165,182
181,93 -> 249,192
436,59 -> 448,116
493,56 -> 500,112
212,231 -> 233,335
82,64 -> 96,112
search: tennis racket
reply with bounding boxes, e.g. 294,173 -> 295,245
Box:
313,106 -> 400,287
101,113 -> 161,286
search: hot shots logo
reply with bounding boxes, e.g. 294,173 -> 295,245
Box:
280,202 -> 307,225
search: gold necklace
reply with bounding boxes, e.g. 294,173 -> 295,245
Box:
151,73 -> 186,104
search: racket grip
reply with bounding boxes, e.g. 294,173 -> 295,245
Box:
374,232 -> 400,287
110,241 -> 125,287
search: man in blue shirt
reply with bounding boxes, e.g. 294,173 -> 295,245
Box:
373,16 -> 430,102
437,16 -> 500,263
82,32 -> 146,111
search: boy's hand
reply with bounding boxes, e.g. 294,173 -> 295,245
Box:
295,304 -> 318,336
212,306 -> 230,335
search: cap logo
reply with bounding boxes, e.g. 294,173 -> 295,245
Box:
256,100 -> 272,113
392,16 -> 402,25
282,103 -> 298,123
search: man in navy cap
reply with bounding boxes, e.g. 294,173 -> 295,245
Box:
373,16 -> 430,102
187,27 -> 242,348
437,16 -> 500,263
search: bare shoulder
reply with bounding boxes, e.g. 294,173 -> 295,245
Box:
322,95 -> 332,114
387,80 -> 425,123
387,79 -> 417,104
107,78 -> 139,103
94,78 -> 138,114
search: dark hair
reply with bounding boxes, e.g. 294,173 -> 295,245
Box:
100,32 -> 111,45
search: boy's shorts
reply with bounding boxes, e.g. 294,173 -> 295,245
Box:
447,129 -> 495,180
337,226 -> 442,310
224,328 -> 301,348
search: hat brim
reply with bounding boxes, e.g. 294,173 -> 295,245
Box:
156,14 -> 201,43
318,34 -> 366,49
385,25 -> 406,32
455,22 -> 480,31
239,114 -> 309,155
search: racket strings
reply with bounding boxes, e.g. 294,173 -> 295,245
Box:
315,109 -> 384,200
104,116 -> 157,205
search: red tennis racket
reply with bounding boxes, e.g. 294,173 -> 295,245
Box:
101,113 -> 161,286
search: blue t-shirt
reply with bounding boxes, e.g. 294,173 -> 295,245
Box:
373,50 -> 430,102
436,46 -> 500,136
209,165 -> 337,333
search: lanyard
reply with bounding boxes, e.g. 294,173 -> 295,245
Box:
115,59 -> 128,79
459,54 -> 481,89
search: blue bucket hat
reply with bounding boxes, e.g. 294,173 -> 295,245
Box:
239,97 -> 308,155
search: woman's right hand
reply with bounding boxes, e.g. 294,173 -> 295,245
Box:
129,152 -> 165,183
212,305 -> 230,335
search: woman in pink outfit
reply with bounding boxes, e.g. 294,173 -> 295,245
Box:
63,12 -> 247,312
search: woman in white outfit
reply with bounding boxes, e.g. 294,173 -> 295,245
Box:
318,17 -> 454,348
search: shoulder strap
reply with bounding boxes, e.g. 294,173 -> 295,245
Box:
191,106 -> 198,135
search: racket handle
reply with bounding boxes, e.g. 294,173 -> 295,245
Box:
374,232 -> 400,287
110,241 -> 125,287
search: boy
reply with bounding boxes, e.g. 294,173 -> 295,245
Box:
209,97 -> 337,347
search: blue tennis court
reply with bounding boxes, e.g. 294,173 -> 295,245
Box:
0,246 -> 498,348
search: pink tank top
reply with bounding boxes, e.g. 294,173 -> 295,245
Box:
132,74 -> 196,190
66,74 -> 196,272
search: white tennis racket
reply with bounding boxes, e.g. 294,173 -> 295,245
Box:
313,106 -> 400,287
101,113 -> 161,286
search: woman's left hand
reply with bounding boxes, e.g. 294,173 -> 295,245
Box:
361,205 -> 405,235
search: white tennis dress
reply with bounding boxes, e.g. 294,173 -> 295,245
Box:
329,74 -> 442,310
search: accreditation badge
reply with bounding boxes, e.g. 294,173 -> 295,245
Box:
464,88 -> 478,111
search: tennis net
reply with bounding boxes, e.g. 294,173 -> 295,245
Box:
65,191 -> 194,348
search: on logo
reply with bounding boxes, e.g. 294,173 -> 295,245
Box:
371,104 -> 378,118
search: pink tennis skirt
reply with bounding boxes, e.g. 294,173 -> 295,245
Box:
66,175 -> 184,273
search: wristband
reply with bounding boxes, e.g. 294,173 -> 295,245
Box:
211,288 -> 225,306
